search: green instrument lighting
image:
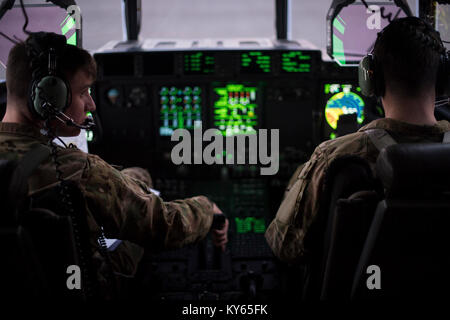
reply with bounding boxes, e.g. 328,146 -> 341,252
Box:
241,52 -> 271,73
160,87 -> 168,96
193,87 -> 202,95
253,218 -> 266,233
159,86 -> 202,136
184,52 -> 215,74
281,51 -> 311,73
213,84 -> 258,136
235,217 -> 266,234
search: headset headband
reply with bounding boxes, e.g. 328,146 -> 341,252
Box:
26,32 -> 71,119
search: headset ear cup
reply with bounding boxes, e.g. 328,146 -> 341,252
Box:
359,55 -> 376,97
28,80 -> 41,119
446,52 -> 450,96
374,57 -> 384,97
26,32 -> 71,121
32,75 -> 70,119
437,51 -> 450,97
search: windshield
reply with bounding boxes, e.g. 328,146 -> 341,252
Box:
1,0 -> 449,79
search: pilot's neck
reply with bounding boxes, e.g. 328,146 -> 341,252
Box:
382,87 -> 437,126
2,100 -> 44,129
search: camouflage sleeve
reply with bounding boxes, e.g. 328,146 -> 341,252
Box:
282,164 -> 305,200
265,145 -> 328,263
121,167 -> 153,188
80,154 -> 215,253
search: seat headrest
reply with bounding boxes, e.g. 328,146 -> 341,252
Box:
376,143 -> 450,197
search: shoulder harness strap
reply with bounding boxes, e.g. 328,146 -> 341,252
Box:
364,128 -> 397,152
443,131 -> 450,143
365,128 -> 450,150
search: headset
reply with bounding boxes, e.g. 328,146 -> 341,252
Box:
26,32 -> 94,130
358,17 -> 450,98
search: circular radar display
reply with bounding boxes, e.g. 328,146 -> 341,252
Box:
325,92 -> 365,130
128,86 -> 148,108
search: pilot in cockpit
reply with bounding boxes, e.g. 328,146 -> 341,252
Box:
0,31 -> 229,299
266,16 -> 450,266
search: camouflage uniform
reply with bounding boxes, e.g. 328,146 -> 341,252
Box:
0,122 -> 215,292
265,118 -> 450,264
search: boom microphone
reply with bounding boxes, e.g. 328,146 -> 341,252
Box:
40,101 -> 96,130
55,111 -> 96,130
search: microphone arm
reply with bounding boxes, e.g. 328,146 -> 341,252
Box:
55,111 -> 96,130
40,102 -> 96,130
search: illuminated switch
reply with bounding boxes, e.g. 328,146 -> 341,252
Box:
193,86 -> 201,95
184,86 -> 192,95
160,87 -> 168,95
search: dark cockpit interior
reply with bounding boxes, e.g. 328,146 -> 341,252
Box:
1,0 -> 450,307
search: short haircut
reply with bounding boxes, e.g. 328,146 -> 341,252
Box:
6,37 -> 96,101
373,17 -> 444,97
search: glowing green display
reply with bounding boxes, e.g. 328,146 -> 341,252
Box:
213,84 -> 258,136
159,86 -> 202,136
235,217 -> 266,234
184,52 -> 215,74
241,52 -> 271,73
281,51 -> 312,73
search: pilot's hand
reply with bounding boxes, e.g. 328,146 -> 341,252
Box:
211,204 -> 229,252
